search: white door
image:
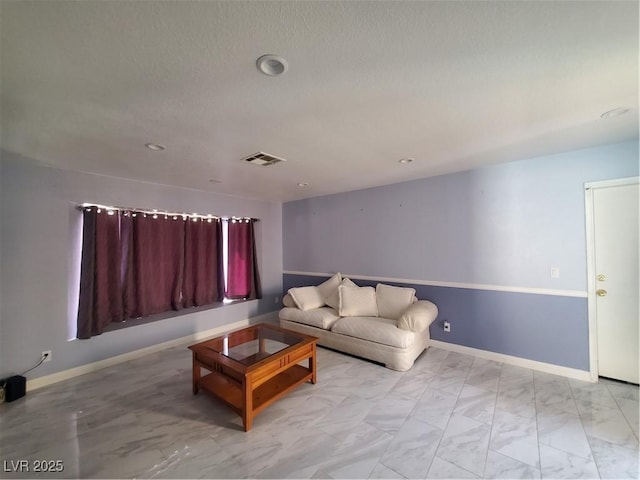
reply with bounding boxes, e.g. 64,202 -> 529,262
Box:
587,178 -> 639,384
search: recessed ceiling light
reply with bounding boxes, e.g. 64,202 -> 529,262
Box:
145,143 -> 166,151
600,107 -> 630,119
398,158 -> 414,164
297,182 -> 309,187
256,55 -> 288,76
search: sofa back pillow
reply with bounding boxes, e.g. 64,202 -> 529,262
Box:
326,277 -> 358,310
339,285 -> 378,317
376,283 -> 416,320
316,272 -> 342,306
288,286 -> 325,311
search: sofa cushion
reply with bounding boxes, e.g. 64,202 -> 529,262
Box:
331,317 -> 415,348
316,273 -> 342,304
326,277 -> 358,310
279,306 -> 340,330
339,285 -> 378,317
288,286 -> 325,311
376,283 -> 416,320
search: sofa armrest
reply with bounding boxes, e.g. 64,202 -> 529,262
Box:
282,293 -> 296,308
397,300 -> 438,333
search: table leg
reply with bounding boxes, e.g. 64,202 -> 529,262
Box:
242,376 -> 253,431
310,344 -> 317,384
192,354 -> 200,395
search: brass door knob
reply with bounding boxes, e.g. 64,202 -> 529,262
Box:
596,289 -> 607,297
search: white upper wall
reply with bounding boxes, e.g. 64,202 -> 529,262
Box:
283,141 -> 639,292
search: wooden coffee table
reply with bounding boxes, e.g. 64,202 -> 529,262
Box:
188,323 -> 318,431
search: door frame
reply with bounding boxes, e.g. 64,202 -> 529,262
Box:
584,176 -> 639,382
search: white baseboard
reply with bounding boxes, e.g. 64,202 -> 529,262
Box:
429,339 -> 593,382
26,313 -> 591,392
27,312 -> 279,391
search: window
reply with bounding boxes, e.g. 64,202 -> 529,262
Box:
76,205 -> 261,339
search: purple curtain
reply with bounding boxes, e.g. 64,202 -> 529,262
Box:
76,208 -> 124,339
77,208 -> 257,339
124,214 -> 185,318
226,219 -> 262,300
183,218 -> 224,307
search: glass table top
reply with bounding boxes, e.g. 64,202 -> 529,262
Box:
199,325 -> 306,367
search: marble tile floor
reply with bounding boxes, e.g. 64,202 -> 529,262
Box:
1,344 -> 638,479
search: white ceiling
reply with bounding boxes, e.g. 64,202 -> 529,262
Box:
1,1 -> 638,202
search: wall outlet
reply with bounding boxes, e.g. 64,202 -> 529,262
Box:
443,321 -> 451,333
42,350 -> 52,363
550,267 -> 560,278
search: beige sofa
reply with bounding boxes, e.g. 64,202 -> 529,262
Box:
279,274 -> 438,371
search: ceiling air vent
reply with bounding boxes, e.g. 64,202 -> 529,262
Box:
242,151 -> 287,166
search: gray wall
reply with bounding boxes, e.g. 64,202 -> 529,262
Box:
283,140 -> 639,370
0,153 -> 283,380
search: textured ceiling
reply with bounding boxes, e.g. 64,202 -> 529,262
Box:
1,1 -> 638,202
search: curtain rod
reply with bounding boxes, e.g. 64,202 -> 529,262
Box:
76,203 -> 260,222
